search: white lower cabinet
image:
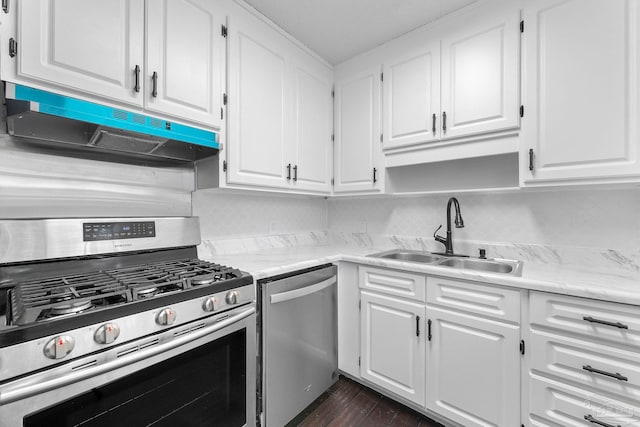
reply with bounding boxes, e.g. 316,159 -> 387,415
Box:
425,305 -> 521,427
360,290 -> 426,405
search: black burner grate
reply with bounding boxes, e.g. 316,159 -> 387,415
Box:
8,259 -> 244,326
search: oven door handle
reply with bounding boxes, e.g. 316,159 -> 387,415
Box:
270,277 -> 336,304
0,306 -> 255,405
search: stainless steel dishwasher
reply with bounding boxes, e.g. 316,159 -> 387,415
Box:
258,264 -> 338,427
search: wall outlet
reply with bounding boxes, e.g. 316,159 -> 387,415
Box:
358,221 -> 367,233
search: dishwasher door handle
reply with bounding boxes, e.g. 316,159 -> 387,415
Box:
270,277 -> 337,304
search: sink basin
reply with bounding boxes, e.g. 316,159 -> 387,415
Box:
367,249 -> 523,276
437,258 -> 516,274
374,250 -> 443,264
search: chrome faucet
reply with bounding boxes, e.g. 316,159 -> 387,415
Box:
433,197 -> 464,256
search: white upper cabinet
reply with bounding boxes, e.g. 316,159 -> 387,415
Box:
522,0 -> 640,185
383,38 -> 440,150
15,0 -> 144,107
146,0 -> 224,128
440,7 -> 520,140
290,56 -> 333,193
227,5 -> 290,189
334,65 -> 383,194
226,2 -> 332,194
381,5 -> 520,153
8,0 -> 225,129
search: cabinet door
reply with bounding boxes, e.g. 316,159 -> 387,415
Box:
426,306 -> 520,427
290,55 -> 333,193
146,0 -> 224,128
17,0 -> 144,106
383,39 -> 440,150
227,5 -> 291,189
360,291 -> 425,405
440,8 -> 520,139
334,66 -> 383,194
522,0 -> 640,184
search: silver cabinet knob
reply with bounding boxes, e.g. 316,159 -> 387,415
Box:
94,323 -> 120,345
43,335 -> 75,360
225,290 -> 239,305
202,296 -> 217,312
156,308 -> 177,326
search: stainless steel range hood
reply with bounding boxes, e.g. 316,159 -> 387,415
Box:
4,83 -> 219,163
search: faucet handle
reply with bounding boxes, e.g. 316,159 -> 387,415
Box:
433,225 -> 447,245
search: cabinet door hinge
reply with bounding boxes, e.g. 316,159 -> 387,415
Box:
222,160 -> 228,172
520,20 -> 524,33
2,0 -> 9,14
380,72 -> 384,82
520,339 -> 525,355
520,105 -> 524,118
223,93 -> 228,105
8,37 -> 17,58
221,25 -> 228,38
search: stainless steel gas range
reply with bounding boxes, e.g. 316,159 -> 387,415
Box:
0,217 -> 256,427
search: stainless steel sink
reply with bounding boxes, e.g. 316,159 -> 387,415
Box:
373,250 -> 443,264
367,249 -> 523,276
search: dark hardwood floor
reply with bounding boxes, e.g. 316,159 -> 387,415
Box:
286,377 -> 444,427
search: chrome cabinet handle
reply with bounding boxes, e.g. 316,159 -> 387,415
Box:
584,414 -> 621,427
442,111 -> 447,132
583,316 -> 629,329
373,167 -> 377,183
416,315 -> 420,337
582,365 -> 628,381
427,319 -> 432,341
432,113 -> 436,134
134,65 -> 140,93
152,71 -> 158,98
293,165 -> 298,182
529,148 -> 534,171
286,163 -> 291,180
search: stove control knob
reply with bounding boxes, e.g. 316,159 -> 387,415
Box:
202,296 -> 217,312
225,291 -> 239,305
43,335 -> 75,360
156,308 -> 177,326
94,323 -> 121,345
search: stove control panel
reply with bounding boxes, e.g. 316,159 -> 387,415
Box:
83,221 -> 156,241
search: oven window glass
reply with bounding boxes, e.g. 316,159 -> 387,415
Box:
25,329 -> 246,427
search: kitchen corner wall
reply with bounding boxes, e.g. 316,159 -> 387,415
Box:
192,191 -> 328,256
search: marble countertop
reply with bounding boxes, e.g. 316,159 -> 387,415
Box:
202,245 -> 640,306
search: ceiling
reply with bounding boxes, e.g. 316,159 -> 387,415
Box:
242,0 -> 478,65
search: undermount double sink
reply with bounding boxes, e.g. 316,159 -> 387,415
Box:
368,249 -> 523,276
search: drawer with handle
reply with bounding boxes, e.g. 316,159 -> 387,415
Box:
530,291 -> 640,349
530,329 -> 640,403
358,266 -> 426,302
529,373 -> 640,427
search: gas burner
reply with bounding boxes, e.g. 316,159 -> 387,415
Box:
191,274 -> 220,286
136,287 -> 160,299
48,300 -> 94,317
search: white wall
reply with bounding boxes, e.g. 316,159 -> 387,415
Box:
328,189 -> 640,253
0,132 -> 194,218
192,191 -> 327,240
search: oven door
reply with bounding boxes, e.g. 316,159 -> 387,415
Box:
0,306 -> 256,427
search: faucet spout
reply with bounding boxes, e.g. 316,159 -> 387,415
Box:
434,197 -> 464,255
